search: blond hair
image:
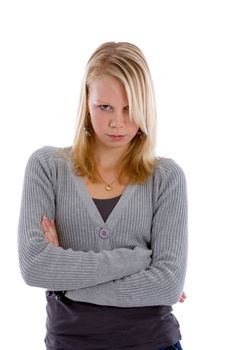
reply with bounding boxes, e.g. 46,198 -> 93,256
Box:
71,41 -> 158,183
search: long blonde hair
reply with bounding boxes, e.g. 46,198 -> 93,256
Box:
71,41 -> 158,184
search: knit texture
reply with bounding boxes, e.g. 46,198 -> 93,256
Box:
18,146 -> 188,307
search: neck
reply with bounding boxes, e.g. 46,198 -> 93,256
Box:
94,147 -> 125,171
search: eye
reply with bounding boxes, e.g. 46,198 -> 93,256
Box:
99,104 -> 112,111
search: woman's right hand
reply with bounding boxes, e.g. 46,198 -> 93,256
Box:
41,216 -> 59,247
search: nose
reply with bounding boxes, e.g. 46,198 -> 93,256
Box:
109,111 -> 125,128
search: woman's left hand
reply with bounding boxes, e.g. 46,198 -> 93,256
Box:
41,216 -> 59,247
179,292 -> 187,303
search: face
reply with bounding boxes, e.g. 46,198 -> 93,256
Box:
87,75 -> 139,152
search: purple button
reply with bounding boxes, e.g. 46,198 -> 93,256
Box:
99,228 -> 109,239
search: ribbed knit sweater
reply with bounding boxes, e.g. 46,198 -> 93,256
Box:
18,146 -> 188,308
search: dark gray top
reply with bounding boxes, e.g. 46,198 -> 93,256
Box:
93,195 -> 122,222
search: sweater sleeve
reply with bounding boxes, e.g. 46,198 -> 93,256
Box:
66,159 -> 188,306
17,147 -> 152,291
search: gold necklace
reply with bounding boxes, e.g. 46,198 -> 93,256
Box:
98,173 -> 118,191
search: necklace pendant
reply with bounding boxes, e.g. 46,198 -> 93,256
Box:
105,185 -> 112,191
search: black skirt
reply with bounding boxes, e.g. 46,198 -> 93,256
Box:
45,291 -> 181,350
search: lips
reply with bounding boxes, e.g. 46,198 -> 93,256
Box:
106,134 -> 126,141
108,134 -> 126,137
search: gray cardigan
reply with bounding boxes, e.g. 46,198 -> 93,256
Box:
18,146 -> 188,307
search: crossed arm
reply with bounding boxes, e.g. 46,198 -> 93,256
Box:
41,216 -> 187,303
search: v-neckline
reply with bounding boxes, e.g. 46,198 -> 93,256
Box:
73,174 -> 138,231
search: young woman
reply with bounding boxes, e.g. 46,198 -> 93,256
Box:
18,42 -> 188,350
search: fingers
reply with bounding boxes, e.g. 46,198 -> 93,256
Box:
179,292 -> 187,303
41,216 -> 59,247
41,216 -> 49,233
51,219 -> 56,229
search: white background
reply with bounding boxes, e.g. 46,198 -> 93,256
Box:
1,0 -> 233,349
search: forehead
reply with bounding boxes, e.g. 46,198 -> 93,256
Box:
88,76 -> 128,104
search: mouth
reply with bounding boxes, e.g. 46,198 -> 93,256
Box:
106,134 -> 126,141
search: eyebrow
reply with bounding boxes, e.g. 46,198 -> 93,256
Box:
94,100 -> 111,104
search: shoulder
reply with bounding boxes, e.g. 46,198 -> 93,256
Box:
152,156 -> 187,188
25,145 -> 72,174
155,157 -> 186,178
27,145 -> 72,164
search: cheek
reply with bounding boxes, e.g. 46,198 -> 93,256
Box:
90,113 -> 106,133
129,122 -> 139,136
